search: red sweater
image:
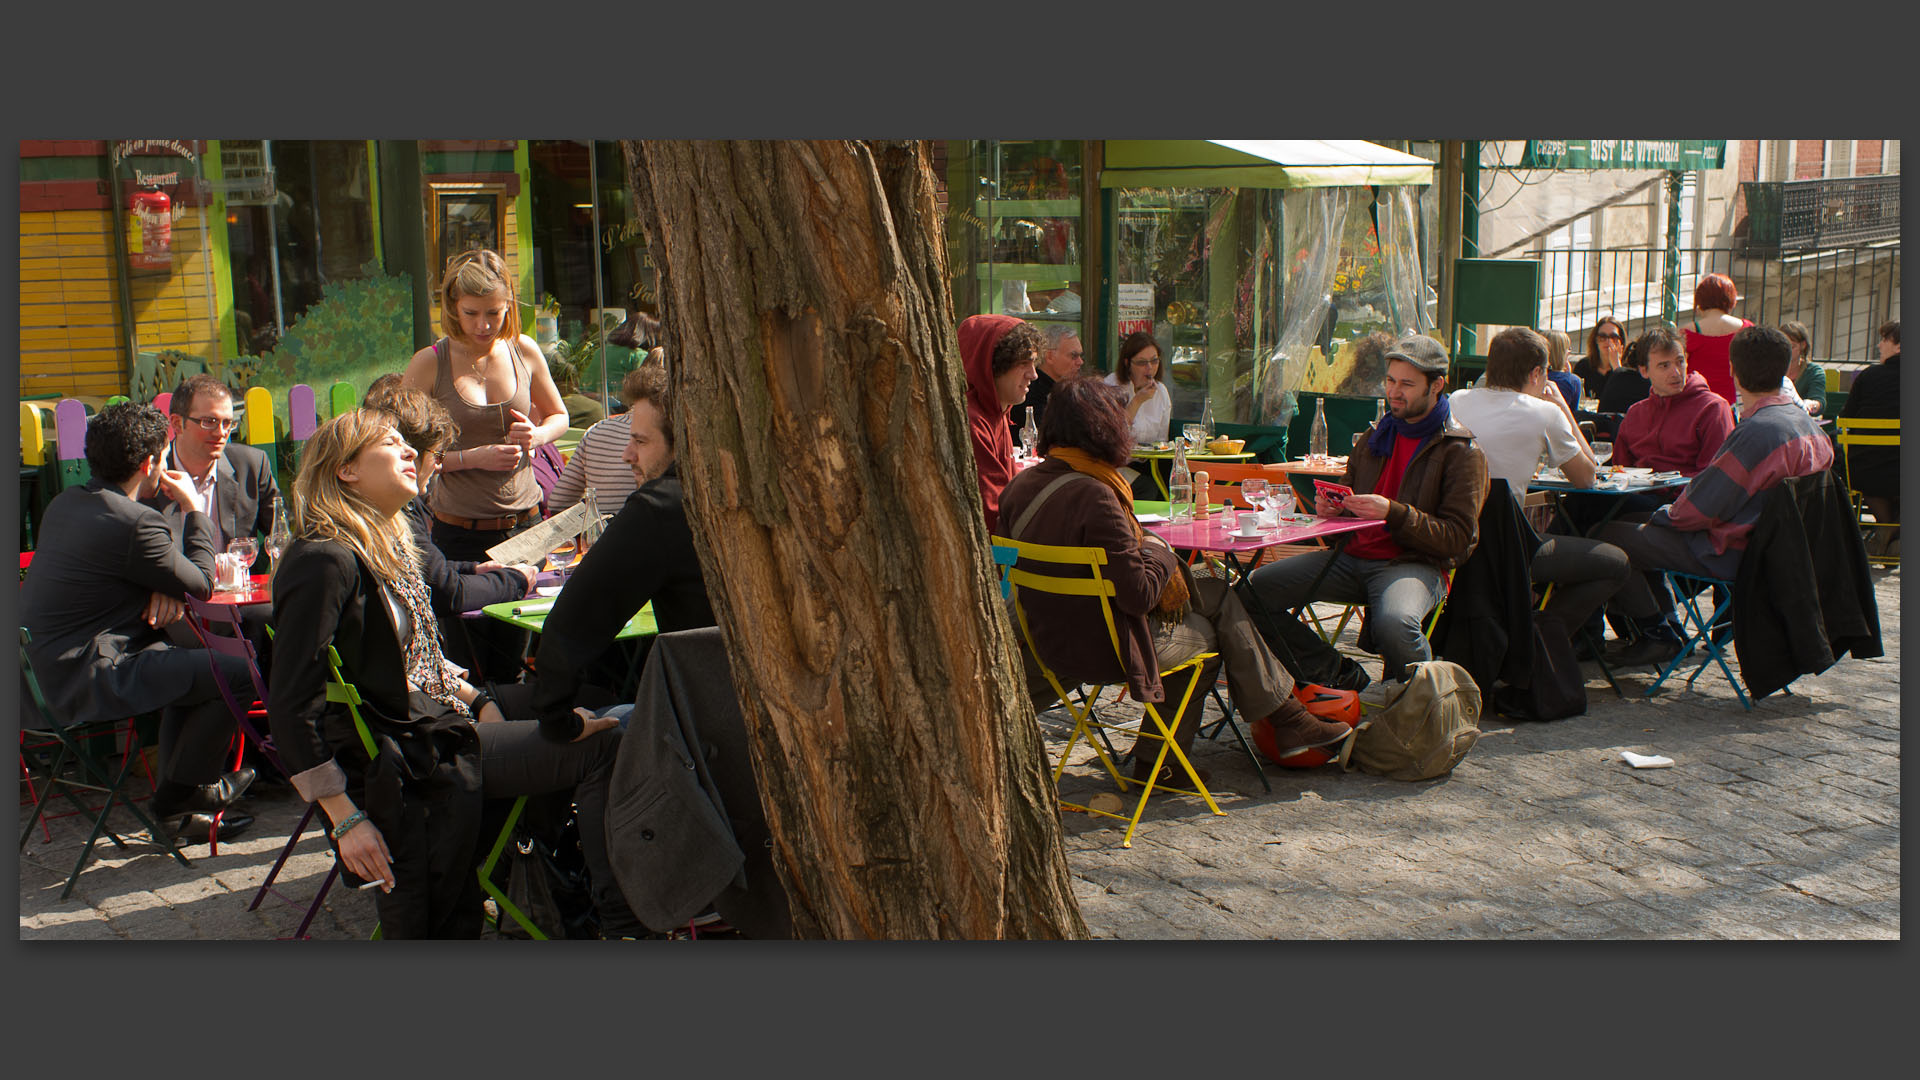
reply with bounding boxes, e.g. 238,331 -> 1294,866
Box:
1612,371 -> 1734,475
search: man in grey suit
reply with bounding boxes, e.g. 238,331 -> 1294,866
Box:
149,373 -> 280,569
21,403 -> 258,842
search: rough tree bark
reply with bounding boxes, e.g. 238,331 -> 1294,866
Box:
623,140 -> 1088,939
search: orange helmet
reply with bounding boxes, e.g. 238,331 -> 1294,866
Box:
1249,715 -> 1348,769
1292,682 -> 1362,727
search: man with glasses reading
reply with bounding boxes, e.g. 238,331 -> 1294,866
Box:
150,373 -> 281,574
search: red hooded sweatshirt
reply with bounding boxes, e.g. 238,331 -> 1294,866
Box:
959,314 -> 1022,532
1612,370 -> 1735,475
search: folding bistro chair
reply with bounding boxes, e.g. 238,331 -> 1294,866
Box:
18,628 -> 191,900
1835,416 -> 1899,567
1645,571 -> 1749,710
322,645 -> 547,940
993,537 -> 1224,848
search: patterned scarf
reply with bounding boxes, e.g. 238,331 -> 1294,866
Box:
389,549 -> 470,719
1365,392 -> 1452,458
1047,447 -> 1188,618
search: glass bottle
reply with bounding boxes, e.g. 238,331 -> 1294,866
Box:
1168,440 -> 1193,523
1375,397 -> 1387,424
1199,392 -> 1215,439
264,493 -> 293,575
1309,397 -> 1330,459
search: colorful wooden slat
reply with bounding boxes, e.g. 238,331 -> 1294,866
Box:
153,391 -> 172,416
329,382 -> 357,418
289,384 -> 318,441
20,403 -> 48,467
53,399 -> 90,491
241,387 -> 275,447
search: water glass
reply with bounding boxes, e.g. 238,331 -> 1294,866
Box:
1182,423 -> 1206,450
1591,441 -> 1613,466
1241,479 -> 1269,530
1169,482 -> 1195,524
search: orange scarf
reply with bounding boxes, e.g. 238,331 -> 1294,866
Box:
1048,447 -> 1188,617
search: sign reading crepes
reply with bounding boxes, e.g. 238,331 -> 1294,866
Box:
1521,140 -> 1726,171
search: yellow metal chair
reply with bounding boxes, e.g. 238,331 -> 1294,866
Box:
1835,416 -> 1899,566
992,537 -> 1224,848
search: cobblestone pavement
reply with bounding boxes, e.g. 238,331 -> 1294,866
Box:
18,569 -> 1900,940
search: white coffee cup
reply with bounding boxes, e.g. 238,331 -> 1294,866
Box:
1236,512 -> 1262,536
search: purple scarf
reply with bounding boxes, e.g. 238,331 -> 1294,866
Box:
1365,394 -> 1452,458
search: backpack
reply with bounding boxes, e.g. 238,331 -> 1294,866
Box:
1340,660 -> 1482,781
1491,612 -> 1587,722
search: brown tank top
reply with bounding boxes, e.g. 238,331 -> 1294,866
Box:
425,336 -> 540,520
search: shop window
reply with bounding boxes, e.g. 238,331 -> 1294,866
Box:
945,140 -> 1085,346
221,139 -> 377,356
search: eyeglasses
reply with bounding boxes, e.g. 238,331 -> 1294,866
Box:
185,415 -> 238,434
1595,331 -> 1622,341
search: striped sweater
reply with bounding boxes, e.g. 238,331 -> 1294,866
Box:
1654,391 -> 1834,568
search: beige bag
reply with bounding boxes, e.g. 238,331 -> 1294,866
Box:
1339,660 -> 1482,781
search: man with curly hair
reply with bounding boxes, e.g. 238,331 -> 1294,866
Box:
959,314 -> 1042,532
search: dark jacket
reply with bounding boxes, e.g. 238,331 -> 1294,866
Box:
268,536 -> 485,938
404,494 -> 527,617
1343,419 -> 1489,570
1431,480 -> 1539,699
145,441 -> 280,572
531,462 -> 715,737
1010,369 -> 1058,438
1734,470 -> 1882,700
996,459 -> 1181,703
1596,365 -> 1651,417
20,483 -> 220,727
1838,354 -> 1898,497
604,627 -> 792,938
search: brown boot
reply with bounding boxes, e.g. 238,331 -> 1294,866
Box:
1261,697 -> 1353,755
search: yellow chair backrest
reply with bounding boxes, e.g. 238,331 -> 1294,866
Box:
1835,416 -> 1899,447
991,536 -> 1126,679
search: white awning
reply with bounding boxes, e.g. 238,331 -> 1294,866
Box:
1100,140 -> 1435,189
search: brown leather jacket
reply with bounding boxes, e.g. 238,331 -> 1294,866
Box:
1343,420 -> 1488,570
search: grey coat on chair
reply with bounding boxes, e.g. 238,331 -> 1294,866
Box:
19,483 -> 220,727
604,628 -> 792,939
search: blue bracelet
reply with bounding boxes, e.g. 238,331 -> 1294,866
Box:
330,809 -> 368,840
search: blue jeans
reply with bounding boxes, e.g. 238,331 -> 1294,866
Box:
1246,550 -> 1449,683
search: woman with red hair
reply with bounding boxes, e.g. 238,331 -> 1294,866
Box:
1683,273 -> 1751,403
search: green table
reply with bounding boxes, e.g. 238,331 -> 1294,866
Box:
1129,447 -> 1258,498
481,597 -> 658,639
1134,501 -> 1231,519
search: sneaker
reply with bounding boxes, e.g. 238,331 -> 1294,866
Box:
1358,678 -> 1407,709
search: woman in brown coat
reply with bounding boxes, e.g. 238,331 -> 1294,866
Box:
997,378 -> 1352,784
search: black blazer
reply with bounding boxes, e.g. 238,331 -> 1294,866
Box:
530,462 -> 716,736
405,495 -> 528,616
268,537 -> 416,784
20,483 -> 219,727
146,441 -> 281,571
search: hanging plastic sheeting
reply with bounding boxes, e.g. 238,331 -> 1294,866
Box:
1376,186 -> 1436,336
1253,187 -> 1350,427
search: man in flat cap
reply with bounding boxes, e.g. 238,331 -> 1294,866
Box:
1248,334 -> 1488,699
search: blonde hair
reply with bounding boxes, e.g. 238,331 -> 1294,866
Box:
1544,329 -> 1573,372
292,410 -> 420,585
438,248 -> 521,348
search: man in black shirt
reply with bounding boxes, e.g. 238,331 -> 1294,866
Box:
1009,324 -> 1085,438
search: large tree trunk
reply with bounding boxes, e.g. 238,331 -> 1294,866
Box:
623,140 -> 1088,939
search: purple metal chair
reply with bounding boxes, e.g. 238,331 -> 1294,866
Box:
185,597 -> 337,939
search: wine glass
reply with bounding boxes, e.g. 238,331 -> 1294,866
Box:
1182,423 -> 1207,451
1241,479 -> 1269,531
547,538 -> 580,578
226,538 -> 258,583
1591,441 -> 1613,466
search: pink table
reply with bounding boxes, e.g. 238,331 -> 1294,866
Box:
1143,513 -> 1382,556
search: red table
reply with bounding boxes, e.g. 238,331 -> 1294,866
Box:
203,574 -> 272,607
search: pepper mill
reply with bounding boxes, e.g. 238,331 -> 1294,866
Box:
1194,470 -> 1211,516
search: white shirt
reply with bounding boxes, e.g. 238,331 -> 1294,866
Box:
1447,386 -> 1583,500
1103,372 -> 1172,446
168,444 -> 224,548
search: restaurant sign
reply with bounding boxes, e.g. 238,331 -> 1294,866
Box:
1521,140 -> 1726,170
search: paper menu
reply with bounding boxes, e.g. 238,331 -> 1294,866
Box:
484,500 -> 603,566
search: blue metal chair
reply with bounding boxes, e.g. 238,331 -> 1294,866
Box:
1645,571 -> 1749,710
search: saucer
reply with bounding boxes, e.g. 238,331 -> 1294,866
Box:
1231,530 -> 1265,540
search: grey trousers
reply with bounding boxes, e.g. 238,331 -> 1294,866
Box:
1594,519 -> 1738,619
473,698 -> 643,937
1247,549 -> 1449,683
1530,534 -> 1632,631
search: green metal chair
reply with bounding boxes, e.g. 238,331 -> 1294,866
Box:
18,627 -> 191,899
323,645 -> 546,940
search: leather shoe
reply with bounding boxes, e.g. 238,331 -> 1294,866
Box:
1608,635 -> 1684,668
153,767 -> 257,816
161,810 -> 256,846
1128,754 -> 1211,791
